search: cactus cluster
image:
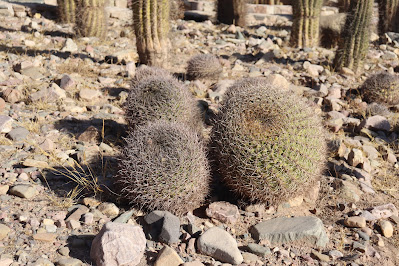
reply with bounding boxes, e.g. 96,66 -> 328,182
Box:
117,121 -> 210,215
378,0 -> 399,35
186,54 -> 222,81
75,0 -> 107,39
361,72 -> 399,106
132,0 -> 170,66
124,74 -> 203,132
58,0 -> 76,24
290,0 -> 323,48
333,0 -> 373,73
211,78 -> 326,204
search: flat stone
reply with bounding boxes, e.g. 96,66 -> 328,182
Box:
344,216 -> 366,228
0,185 -> 9,195
369,204 -> 398,220
0,224 -> 11,240
6,127 -> 29,141
311,250 -> 330,262
65,205 -> 89,222
9,185 -> 38,199
250,216 -> 328,247
247,243 -> 271,257
32,258 -> 54,266
154,246 -> 183,266
0,115 -> 13,133
113,209 -> 134,223
197,226 -> 243,265
97,202 -> 119,217
380,220 -> 394,238
181,262 -> 205,266
30,84 -> 66,103
23,159 -> 48,168
90,222 -> 146,266
79,88 -> 102,101
242,252 -> 259,263
144,211 -> 180,244
359,115 -> 390,131
56,258 -> 84,266
206,201 -> 240,224
20,67 -> 44,80
33,233 -> 57,242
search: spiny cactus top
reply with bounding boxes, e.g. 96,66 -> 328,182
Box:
117,120 -> 210,215
361,72 -> 399,106
211,78 -> 326,205
186,54 -> 223,81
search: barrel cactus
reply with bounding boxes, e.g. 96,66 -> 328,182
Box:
117,121 -> 210,215
75,0 -> 107,39
132,0 -> 170,67
211,78 -> 326,205
290,0 -> 323,48
124,76 -> 203,132
131,65 -> 174,88
378,0 -> 399,35
186,54 -> 222,81
361,72 -> 399,106
333,0 -> 373,73
58,0 -> 76,24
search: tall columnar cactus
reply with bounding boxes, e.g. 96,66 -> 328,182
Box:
290,0 -> 323,48
58,0 -> 76,23
75,0 -> 107,39
333,0 -> 373,73
338,0 -> 352,12
132,0 -> 170,67
217,0 -> 246,27
378,0 -> 399,35
211,78 -> 326,205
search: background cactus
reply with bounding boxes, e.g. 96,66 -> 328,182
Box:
124,75 -> 203,132
217,0 -> 247,27
117,121 -> 210,215
378,0 -> 399,36
211,78 -> 326,205
333,0 -> 373,73
132,0 -> 170,67
186,54 -> 222,81
361,72 -> 399,106
75,0 -> 107,39
58,0 -> 76,24
290,0 -> 323,48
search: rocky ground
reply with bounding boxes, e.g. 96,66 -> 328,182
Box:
1,2 -> 399,266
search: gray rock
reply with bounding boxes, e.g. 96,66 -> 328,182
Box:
247,243 -> 271,257
113,209 -> 134,223
197,226 -> 243,265
250,216 -> 328,247
144,210 -> 180,244
9,185 -> 38,199
7,127 -> 29,141
90,222 -> 146,266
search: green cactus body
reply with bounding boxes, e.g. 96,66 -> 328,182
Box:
290,0 -> 323,48
132,0 -> 170,67
333,0 -> 373,73
75,0 -> 107,39
217,0 -> 246,26
378,0 -> 399,35
211,78 -> 326,205
58,0 -> 76,24
117,121 -> 210,216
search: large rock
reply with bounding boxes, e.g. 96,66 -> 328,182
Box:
197,227 -> 243,265
250,216 -> 328,247
144,211 -> 180,244
206,201 -> 240,224
359,115 -> 390,132
90,222 -> 146,266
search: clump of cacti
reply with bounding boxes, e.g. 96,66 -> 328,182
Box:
58,0 -> 76,24
211,78 -> 326,205
361,72 -> 399,106
217,0 -> 246,27
378,0 -> 399,36
333,0 -> 373,73
75,0 -> 107,39
124,76 -> 203,132
186,54 -> 222,81
131,65 -> 174,88
117,120 -> 210,215
132,0 -> 170,67
290,0 -> 323,48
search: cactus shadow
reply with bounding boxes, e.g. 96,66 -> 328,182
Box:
8,2 -> 58,20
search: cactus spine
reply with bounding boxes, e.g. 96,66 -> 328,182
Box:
75,0 -> 107,39
132,0 -> 170,67
333,0 -> 373,73
217,0 -> 246,27
58,0 -> 76,24
378,0 -> 399,35
290,0 -> 323,48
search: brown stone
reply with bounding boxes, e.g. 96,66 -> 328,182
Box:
33,233 -> 57,242
206,201 -> 240,224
